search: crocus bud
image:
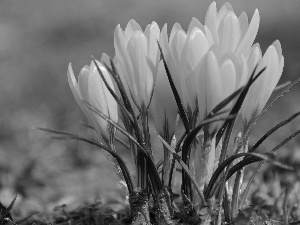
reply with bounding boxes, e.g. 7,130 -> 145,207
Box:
242,40 -> 284,126
67,60 -> 118,142
114,19 -> 160,109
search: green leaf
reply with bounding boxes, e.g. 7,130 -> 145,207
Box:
205,152 -> 293,198
250,111 -> 300,153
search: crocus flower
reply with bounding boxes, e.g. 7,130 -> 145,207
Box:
159,22 -> 209,114
114,19 -> 160,110
241,40 -> 284,126
67,59 -> 118,142
159,2 -> 260,133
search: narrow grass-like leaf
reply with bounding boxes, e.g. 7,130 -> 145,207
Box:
227,129 -> 300,181
157,41 -> 190,132
238,162 -> 263,210
155,132 -> 206,206
205,152 -> 293,198
274,81 -> 291,92
83,101 -> 146,154
146,152 -> 163,199
92,57 -> 134,124
104,57 -> 136,118
250,111 -> 300,153
37,127 -> 134,193
115,136 -> 131,150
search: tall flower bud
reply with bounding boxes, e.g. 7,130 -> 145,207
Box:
242,40 -> 284,126
114,19 -> 160,110
67,60 -> 118,142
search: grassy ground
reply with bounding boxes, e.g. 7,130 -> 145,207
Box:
0,0 -> 300,221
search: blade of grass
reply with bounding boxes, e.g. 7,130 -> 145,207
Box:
105,57 -> 137,118
249,111 -> 300,153
157,41 -> 190,132
274,81 -> 291,92
205,152 -> 292,198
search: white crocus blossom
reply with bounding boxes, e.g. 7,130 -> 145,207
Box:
198,2 -> 260,133
159,23 -> 210,114
242,40 -> 284,126
159,2 -> 260,132
151,61 -> 178,140
114,19 -> 160,110
67,60 -> 118,142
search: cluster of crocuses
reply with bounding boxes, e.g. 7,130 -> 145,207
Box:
67,2 -> 285,223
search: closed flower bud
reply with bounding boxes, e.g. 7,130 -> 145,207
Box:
242,40 -> 284,125
67,60 -> 118,142
114,19 -> 160,109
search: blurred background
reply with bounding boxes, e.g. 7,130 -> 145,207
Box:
0,0 -> 300,218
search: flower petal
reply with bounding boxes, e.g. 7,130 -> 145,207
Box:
205,1 -> 219,44
127,31 -> 150,105
188,17 -> 204,35
220,59 -> 236,98
236,9 -> 260,58
125,19 -> 142,38
219,13 -> 241,53
238,12 -> 249,40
